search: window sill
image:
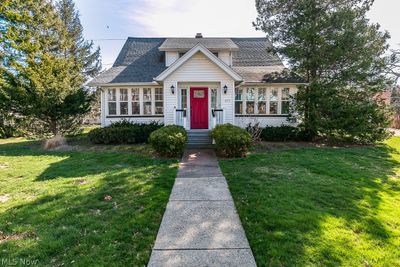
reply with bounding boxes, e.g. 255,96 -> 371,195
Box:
106,115 -> 164,118
235,114 -> 289,117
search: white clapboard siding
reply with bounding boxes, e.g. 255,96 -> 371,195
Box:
218,51 -> 232,66
234,116 -> 295,128
167,52 -> 233,82
166,52 -> 179,67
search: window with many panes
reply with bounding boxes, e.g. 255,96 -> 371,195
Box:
131,88 -> 140,114
180,89 -> 187,109
211,88 -> 219,109
269,89 -> 278,114
107,88 -> 164,116
281,88 -> 290,114
108,89 -> 117,115
234,87 -> 292,115
258,88 -> 267,114
119,88 -> 128,115
143,88 -> 152,115
246,88 -> 255,114
155,88 -> 163,114
235,88 -> 243,114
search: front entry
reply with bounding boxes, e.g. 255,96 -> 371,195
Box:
190,88 -> 208,129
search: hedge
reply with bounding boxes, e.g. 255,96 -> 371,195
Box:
211,124 -> 251,158
260,125 -> 310,142
88,121 -> 162,144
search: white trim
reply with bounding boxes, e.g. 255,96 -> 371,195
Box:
97,82 -> 160,87
242,82 -> 308,86
155,44 -> 242,82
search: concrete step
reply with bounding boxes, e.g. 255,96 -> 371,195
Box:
187,131 -> 213,147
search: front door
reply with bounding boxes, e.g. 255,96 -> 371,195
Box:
190,88 -> 208,129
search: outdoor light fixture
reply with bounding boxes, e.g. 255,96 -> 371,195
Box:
170,85 -> 175,94
223,85 -> 228,94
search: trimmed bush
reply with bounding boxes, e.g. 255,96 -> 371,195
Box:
88,121 -> 163,144
211,124 -> 251,158
149,125 -> 187,157
260,125 -> 310,141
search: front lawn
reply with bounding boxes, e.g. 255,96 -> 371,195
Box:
220,137 -> 400,266
0,138 -> 178,266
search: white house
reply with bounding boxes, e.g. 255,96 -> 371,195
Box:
89,34 -> 304,141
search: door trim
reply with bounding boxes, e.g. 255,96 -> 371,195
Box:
190,87 -> 209,129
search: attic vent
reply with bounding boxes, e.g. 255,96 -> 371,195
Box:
195,33 -> 203,38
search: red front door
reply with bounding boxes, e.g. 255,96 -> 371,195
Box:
190,88 -> 208,129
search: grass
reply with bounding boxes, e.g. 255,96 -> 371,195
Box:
0,137 -> 178,266
220,137 -> 400,266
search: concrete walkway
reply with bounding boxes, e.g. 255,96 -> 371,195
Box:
148,149 -> 256,267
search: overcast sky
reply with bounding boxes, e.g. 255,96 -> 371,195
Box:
75,0 -> 400,69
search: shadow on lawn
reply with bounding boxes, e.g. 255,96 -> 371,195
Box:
0,141 -> 177,266
221,143 -> 400,266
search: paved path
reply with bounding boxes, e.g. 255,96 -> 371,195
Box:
148,149 -> 256,267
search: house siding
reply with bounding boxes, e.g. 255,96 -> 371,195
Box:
166,52 -> 179,67
167,52 -> 233,82
163,52 -> 236,128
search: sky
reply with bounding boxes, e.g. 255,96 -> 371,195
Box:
74,0 -> 400,69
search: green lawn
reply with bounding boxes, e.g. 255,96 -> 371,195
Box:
0,138 -> 178,266
220,137 -> 400,266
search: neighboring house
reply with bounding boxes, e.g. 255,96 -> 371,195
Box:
89,34 -> 305,132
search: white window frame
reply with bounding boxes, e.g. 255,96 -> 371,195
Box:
107,88 -> 117,115
106,87 -> 165,116
154,88 -> 164,115
234,87 -> 292,116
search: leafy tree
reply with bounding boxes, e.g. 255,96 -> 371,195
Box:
0,0 -> 100,136
254,0 -> 391,143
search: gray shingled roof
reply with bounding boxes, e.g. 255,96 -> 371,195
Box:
159,38 -> 239,51
88,37 -> 301,86
89,38 -> 166,85
231,38 -> 283,67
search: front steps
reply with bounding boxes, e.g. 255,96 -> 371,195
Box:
187,130 -> 213,148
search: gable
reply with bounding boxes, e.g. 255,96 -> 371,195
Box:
155,44 -> 242,82
166,52 -> 233,82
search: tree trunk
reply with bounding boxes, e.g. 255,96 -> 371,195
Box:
50,119 -> 58,136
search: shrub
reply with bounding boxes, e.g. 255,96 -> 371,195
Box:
211,124 -> 251,158
260,125 -> 310,142
88,121 -> 162,144
149,125 -> 187,157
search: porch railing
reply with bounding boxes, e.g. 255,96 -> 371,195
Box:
212,109 -> 224,127
175,108 -> 186,127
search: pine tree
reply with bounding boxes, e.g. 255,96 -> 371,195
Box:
56,0 -> 101,81
0,0 -> 101,136
254,0 -> 391,143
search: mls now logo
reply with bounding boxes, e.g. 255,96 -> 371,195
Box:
1,258 -> 39,266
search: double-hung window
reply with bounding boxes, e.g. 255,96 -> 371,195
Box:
155,88 -> 163,114
269,89 -> 279,114
234,87 -> 293,115
107,88 -> 165,116
119,89 -> 128,115
131,88 -> 140,114
258,88 -> 267,114
281,88 -> 290,114
108,89 -> 117,115
235,88 -> 243,114
143,88 -> 152,115
246,88 -> 255,114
